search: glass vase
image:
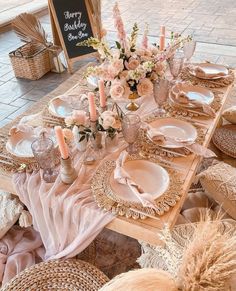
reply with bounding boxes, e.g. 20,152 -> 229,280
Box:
105,134 -> 118,152
72,125 -> 88,152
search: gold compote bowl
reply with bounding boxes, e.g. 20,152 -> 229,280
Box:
126,91 -> 140,111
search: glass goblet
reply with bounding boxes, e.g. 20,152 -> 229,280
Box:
31,137 -> 58,183
183,40 -> 196,64
168,51 -> 184,83
153,79 -> 170,116
122,113 -> 141,154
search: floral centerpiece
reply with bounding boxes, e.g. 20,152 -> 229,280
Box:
77,2 -> 190,111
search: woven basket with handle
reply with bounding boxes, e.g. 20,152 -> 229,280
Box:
2,259 -> 109,291
9,42 -> 51,80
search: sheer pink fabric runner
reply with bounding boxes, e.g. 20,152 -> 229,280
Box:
12,153 -> 114,261
0,226 -> 44,285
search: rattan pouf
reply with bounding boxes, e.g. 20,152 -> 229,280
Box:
212,124 -> 236,158
2,259 -> 109,291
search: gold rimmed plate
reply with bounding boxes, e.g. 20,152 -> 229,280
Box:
170,83 -> 214,109
189,63 -> 228,80
147,117 -> 198,149
48,96 -> 73,118
91,156 -> 183,219
6,126 -> 57,159
110,159 -> 170,204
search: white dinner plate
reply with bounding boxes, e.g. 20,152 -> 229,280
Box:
110,159 -> 170,203
48,96 -> 73,118
6,126 -> 56,158
170,83 -> 214,109
189,63 -> 228,80
148,117 -> 198,148
87,76 -> 98,89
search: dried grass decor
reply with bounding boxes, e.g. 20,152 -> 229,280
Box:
12,13 -> 48,47
178,214 -> 236,290
101,213 -> 236,291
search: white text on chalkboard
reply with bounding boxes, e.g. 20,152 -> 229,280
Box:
63,11 -> 88,41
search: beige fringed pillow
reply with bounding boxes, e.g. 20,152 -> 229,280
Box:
222,106 -> 236,124
198,162 -> 236,220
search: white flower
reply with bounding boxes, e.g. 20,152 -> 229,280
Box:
99,111 -> 116,130
142,61 -> 155,73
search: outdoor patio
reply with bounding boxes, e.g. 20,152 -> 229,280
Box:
0,0 -> 236,128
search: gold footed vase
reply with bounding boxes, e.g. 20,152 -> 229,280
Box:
126,91 -> 140,111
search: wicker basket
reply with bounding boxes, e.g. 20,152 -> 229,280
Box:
2,259 -> 109,290
9,42 -> 51,80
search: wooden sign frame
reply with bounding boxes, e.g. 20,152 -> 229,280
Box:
48,0 -> 100,73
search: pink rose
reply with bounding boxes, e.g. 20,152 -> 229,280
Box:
72,110 -> 88,126
110,81 -> 125,99
154,63 -> 164,73
125,58 -> 140,70
110,80 -> 131,99
137,78 -> 153,97
112,59 -> 124,74
119,70 -> 129,80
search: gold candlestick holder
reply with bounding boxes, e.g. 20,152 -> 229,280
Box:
126,91 -> 140,111
60,156 -> 77,184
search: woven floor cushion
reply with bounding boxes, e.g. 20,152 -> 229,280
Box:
2,259 -> 109,291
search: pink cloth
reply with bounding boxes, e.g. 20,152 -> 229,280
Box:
0,226 -> 44,285
13,154 -> 114,261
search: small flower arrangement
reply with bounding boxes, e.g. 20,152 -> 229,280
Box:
64,110 -> 92,143
77,2 -> 189,101
99,110 -> 121,139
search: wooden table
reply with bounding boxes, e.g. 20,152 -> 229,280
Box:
0,72 -> 234,246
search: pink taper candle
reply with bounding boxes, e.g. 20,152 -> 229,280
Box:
159,34 -> 165,51
98,80 -> 106,108
88,92 -> 97,122
54,126 -> 69,160
160,25 -> 165,36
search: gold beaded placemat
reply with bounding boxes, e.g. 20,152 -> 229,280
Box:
180,67 -> 235,89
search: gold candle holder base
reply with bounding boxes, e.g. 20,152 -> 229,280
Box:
126,91 -> 140,111
60,157 -> 77,184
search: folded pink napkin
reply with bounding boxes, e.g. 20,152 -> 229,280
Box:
147,126 -> 216,158
173,87 -> 216,117
114,151 -> 158,210
194,66 -> 227,78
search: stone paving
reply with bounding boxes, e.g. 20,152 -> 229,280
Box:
0,0 -> 236,127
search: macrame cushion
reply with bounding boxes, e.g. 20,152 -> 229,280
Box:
0,191 -> 23,239
223,106 -> 236,124
198,162 -> 236,220
138,219 -> 236,275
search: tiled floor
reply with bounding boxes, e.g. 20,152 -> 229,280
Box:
0,1 -> 236,127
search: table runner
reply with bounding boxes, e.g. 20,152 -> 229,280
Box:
13,150 -> 115,260
0,226 -> 44,285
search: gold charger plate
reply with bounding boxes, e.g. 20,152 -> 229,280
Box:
91,155 -> 183,220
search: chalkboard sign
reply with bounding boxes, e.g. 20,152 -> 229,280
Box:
48,0 -> 99,73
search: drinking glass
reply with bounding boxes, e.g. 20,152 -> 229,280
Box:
153,79 -> 170,116
168,51 -> 184,82
31,136 -> 58,183
183,40 -> 196,63
122,113 -> 141,154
